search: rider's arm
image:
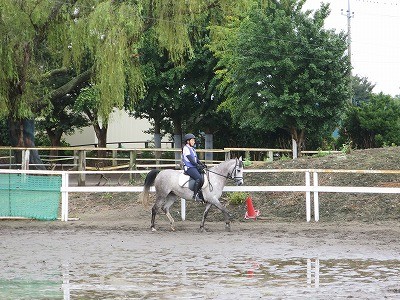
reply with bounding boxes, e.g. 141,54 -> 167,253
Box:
186,155 -> 198,166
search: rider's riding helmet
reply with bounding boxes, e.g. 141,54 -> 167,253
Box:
183,133 -> 195,143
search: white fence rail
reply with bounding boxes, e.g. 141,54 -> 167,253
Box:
1,169 -> 399,222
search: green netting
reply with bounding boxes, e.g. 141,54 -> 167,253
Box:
0,174 -> 61,220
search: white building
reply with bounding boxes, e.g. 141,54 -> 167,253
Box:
63,109 -> 166,148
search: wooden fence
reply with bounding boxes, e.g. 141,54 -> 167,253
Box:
0,146 -> 340,186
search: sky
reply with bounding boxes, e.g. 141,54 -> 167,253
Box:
302,0 -> 400,96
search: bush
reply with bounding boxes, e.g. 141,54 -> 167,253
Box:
227,192 -> 248,205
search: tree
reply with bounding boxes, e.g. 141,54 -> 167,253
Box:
0,0 -> 89,168
211,0 -> 351,152
36,69 -> 92,156
74,86 -> 108,151
352,74 -> 375,106
0,0 -> 208,166
132,5 -> 223,151
340,93 -> 400,148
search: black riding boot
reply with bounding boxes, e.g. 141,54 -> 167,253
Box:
193,179 -> 204,201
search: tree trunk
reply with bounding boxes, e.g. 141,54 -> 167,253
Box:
154,122 -> 162,161
8,119 -> 45,169
46,129 -> 63,157
93,123 -> 108,159
289,127 -> 305,158
204,133 -> 213,162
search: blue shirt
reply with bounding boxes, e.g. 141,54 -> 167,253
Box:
182,144 -> 197,169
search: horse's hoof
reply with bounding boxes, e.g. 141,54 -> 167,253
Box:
151,227 -> 157,232
170,227 -> 175,232
199,227 -> 207,233
225,224 -> 231,232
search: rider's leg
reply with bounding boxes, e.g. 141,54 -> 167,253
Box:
193,178 -> 204,201
186,168 -> 203,201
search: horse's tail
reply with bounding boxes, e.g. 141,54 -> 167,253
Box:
140,169 -> 160,207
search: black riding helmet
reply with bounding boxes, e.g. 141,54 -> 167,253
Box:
183,133 -> 195,142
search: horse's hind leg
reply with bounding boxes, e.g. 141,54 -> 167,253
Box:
163,195 -> 176,231
200,203 -> 212,232
151,195 -> 164,232
151,204 -> 158,232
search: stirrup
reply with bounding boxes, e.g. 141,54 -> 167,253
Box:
193,193 -> 203,202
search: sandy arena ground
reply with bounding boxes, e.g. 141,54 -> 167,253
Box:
1,213 -> 399,299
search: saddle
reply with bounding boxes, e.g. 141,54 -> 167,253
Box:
178,171 -> 208,191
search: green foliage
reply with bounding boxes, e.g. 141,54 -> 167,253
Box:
340,141 -> 352,154
351,75 -> 375,106
280,154 -> 291,161
227,192 -> 248,205
211,1 -> 350,149
340,93 -> 400,149
75,86 -> 100,121
34,131 -> 70,148
1,0 -> 210,146
243,157 -> 253,167
67,0 -> 206,122
140,149 -> 155,159
0,119 -> 10,145
314,149 -> 333,158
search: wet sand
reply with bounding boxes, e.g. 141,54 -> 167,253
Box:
1,219 -> 399,299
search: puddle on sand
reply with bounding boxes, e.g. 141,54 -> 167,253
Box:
2,257 -> 398,299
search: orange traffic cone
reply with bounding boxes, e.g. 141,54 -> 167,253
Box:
244,196 -> 260,220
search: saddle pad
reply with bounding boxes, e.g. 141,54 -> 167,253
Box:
178,172 -> 208,189
178,173 -> 190,187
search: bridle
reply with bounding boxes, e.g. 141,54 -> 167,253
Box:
206,158 -> 243,184
229,158 -> 244,185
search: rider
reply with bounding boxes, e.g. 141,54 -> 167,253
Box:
182,133 -> 206,201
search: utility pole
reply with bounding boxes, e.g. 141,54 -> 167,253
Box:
342,0 -> 354,104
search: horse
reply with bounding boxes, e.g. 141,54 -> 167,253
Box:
141,157 -> 244,232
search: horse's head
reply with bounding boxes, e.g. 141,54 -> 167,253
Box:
230,157 -> 244,186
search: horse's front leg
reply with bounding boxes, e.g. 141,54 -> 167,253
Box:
200,203 -> 212,232
213,201 -> 231,232
163,195 -> 176,231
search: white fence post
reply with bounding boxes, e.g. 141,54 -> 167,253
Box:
181,198 -> 186,221
305,171 -> 311,222
22,149 -> 30,170
292,139 -> 298,159
313,172 -> 319,222
61,172 -> 69,222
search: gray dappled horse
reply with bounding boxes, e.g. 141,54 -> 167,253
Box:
141,157 -> 244,232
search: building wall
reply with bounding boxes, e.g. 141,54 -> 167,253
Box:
63,109 -> 155,147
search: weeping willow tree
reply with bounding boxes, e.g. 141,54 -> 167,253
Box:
1,0 -> 264,162
0,0 -> 206,165
66,0 -> 208,123
0,0 -> 71,168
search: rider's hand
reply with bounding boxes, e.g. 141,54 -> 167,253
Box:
197,164 -> 205,173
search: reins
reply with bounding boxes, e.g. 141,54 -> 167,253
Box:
204,159 -> 242,191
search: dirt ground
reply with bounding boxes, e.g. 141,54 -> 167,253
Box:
1,218 -> 399,299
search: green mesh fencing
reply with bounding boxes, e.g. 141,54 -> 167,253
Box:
0,174 -> 61,220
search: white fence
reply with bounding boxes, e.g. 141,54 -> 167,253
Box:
1,169 -> 399,222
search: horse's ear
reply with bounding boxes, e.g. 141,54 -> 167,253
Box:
239,156 -> 242,161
